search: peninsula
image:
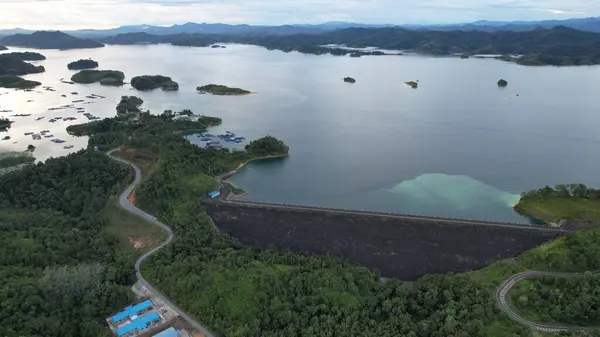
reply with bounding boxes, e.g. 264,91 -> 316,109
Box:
0,75 -> 41,89
0,55 -> 45,75
67,59 -> 99,70
196,84 -> 250,95
71,69 -> 124,86
0,52 -> 46,61
131,75 -> 179,91
0,31 -> 104,49
514,184 -> 600,227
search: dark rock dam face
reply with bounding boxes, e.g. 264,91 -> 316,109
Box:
204,202 -> 565,280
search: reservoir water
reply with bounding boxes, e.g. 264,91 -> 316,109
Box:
2,44 -> 600,223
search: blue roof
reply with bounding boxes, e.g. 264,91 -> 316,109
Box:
116,312 -> 160,337
153,327 -> 179,337
208,191 -> 220,197
111,300 -> 153,323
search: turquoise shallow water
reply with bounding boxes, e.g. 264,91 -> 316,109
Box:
2,44 -> 600,223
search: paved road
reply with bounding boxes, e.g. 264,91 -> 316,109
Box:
496,270 -> 600,333
108,150 -> 216,337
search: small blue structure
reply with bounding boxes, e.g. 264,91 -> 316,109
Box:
153,327 -> 180,337
94,145 -> 98,151
116,312 -> 160,337
208,190 -> 221,199
111,300 -> 153,324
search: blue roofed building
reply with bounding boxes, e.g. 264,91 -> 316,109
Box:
153,327 -> 180,337
110,300 -> 153,325
116,312 -> 161,337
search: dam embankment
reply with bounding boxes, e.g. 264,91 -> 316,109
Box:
203,202 -> 568,280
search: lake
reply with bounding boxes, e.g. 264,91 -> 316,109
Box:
2,44 -> 600,223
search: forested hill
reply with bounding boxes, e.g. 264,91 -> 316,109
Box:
0,31 -> 104,49
101,26 -> 600,66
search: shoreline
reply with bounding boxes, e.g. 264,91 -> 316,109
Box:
218,153 -> 288,198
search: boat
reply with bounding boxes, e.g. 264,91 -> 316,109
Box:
63,145 -> 74,149
1,136 -> 10,141
24,132 -> 34,135
35,117 -> 45,121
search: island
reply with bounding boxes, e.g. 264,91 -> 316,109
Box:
514,184 -> 600,227
497,79 -> 508,87
0,118 -> 14,129
115,95 -> 144,115
196,84 -> 250,95
405,80 -> 419,88
0,75 -> 41,89
344,77 -> 356,83
0,52 -> 46,61
0,55 -> 45,75
130,75 -> 179,91
71,70 -> 124,86
67,59 -> 99,70
0,31 -> 104,50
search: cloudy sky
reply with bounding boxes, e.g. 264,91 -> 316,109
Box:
1,0 -> 598,30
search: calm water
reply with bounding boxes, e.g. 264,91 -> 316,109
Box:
2,44 -> 600,223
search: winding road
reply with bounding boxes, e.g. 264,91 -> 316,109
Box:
108,150 -> 216,337
496,270 -> 600,333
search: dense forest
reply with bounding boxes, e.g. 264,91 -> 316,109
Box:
100,26 -> 600,65
521,184 -> 600,200
511,275 -> 600,325
0,151 -> 136,337
245,135 -> 290,156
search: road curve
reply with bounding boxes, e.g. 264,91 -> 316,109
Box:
108,149 -> 216,337
496,270 -> 600,333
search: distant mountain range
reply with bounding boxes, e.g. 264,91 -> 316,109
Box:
2,17 -> 600,38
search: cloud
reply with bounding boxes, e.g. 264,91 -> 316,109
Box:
0,0 -> 598,30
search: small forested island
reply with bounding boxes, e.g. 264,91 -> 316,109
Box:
344,77 -> 356,83
0,52 -> 46,61
0,54 -> 45,75
497,79 -> 508,87
0,31 -> 104,49
130,75 -> 179,91
515,184 -> 600,227
405,80 -> 418,88
71,69 -> 124,86
0,75 -> 41,89
67,58 -> 99,70
196,84 -> 250,95
0,118 -> 14,129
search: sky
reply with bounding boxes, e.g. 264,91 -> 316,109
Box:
0,0 -> 598,30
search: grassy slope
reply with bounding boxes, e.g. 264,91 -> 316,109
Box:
515,197 -> 600,225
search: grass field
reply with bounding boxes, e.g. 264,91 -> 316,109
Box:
103,197 -> 168,254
